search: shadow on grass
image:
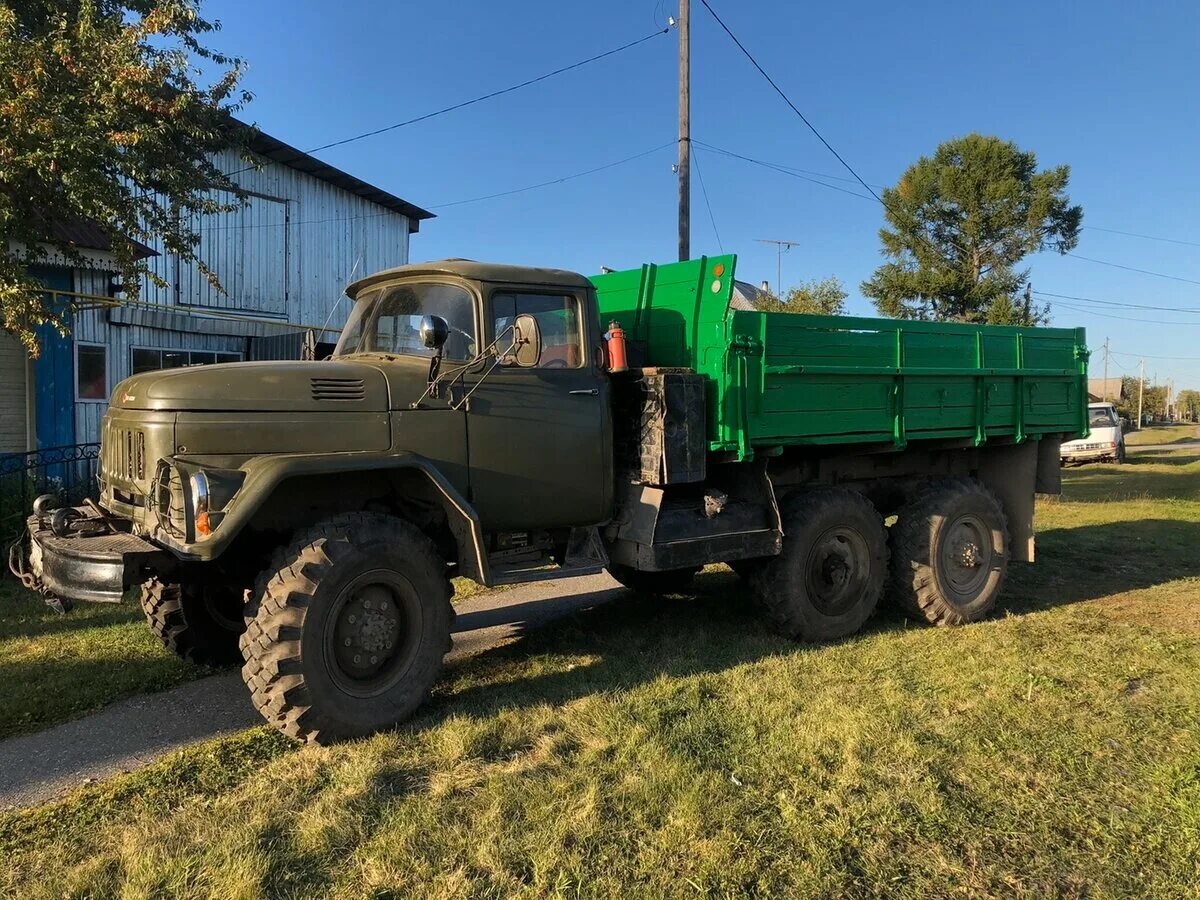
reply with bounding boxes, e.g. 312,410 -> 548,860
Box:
432,516 -> 1200,727
1006,517 -> 1200,614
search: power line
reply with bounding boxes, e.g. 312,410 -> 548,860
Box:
1109,349 -> 1200,362
1050,299 -> 1200,327
697,0 -> 882,204
693,140 -> 881,188
430,143 -> 674,209
1065,253 -> 1200,286
695,143 -> 877,202
1034,289 -> 1200,315
191,143 -> 674,231
691,145 -> 724,252
693,4 -> 1198,295
1083,225 -> 1200,249
226,26 -> 669,177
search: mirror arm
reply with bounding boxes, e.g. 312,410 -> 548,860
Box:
448,329 -> 521,412
408,326 -> 516,410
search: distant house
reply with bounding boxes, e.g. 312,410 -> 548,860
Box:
1087,378 -> 1125,403
731,280 -> 770,311
1,130 -> 432,452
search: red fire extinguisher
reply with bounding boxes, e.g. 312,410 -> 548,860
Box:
606,320 -> 628,373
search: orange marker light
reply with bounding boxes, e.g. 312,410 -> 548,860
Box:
713,262 -> 725,276
195,511 -> 211,536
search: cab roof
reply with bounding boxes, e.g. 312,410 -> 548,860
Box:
345,259 -> 593,299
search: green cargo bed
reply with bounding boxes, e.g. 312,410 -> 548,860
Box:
591,255 -> 1089,460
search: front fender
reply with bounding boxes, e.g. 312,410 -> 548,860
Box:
156,451 -> 489,583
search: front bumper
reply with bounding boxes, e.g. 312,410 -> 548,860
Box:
16,510 -> 168,603
1061,443 -> 1120,463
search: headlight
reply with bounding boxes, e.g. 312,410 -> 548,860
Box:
189,471 -> 211,537
186,468 -> 245,539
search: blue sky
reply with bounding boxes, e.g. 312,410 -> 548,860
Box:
204,0 -> 1200,388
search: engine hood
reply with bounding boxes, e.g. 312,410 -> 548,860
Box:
111,360 -> 390,412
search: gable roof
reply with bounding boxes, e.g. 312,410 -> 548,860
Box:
246,130 -> 434,231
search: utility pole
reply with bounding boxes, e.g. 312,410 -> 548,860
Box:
755,238 -> 801,296
677,0 -> 690,262
1102,337 -> 1110,400
1137,358 -> 1145,429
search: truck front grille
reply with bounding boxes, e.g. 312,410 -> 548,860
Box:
104,425 -> 146,482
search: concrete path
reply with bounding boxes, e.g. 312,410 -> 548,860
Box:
0,572 -> 624,810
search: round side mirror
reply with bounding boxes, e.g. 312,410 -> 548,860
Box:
419,315 -> 449,350
511,313 -> 542,368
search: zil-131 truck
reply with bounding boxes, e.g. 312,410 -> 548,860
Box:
13,255 -> 1088,742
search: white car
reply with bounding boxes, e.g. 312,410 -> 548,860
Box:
1061,402 -> 1125,464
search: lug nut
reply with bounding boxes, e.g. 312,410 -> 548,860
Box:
344,638 -> 352,646
353,654 -> 361,664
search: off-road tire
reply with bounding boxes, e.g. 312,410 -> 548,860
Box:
607,564 -> 697,596
749,488 -> 888,642
889,478 -> 1010,626
140,577 -> 246,666
240,512 -> 453,743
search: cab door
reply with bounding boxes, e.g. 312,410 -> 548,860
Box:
464,286 -> 611,531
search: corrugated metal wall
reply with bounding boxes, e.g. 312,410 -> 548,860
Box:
66,150 -> 417,444
140,147 -> 412,328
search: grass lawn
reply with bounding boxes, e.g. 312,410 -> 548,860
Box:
0,583 -> 200,740
2,451 -> 1199,896
1125,422 -> 1200,446
0,573 -> 496,741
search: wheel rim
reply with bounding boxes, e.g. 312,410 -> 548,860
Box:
199,585 -> 245,633
804,525 -> 871,616
326,569 -> 422,697
939,513 -> 993,600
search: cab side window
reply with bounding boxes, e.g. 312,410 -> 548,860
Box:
491,292 -> 584,368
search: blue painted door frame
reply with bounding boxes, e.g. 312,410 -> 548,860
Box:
28,266 -> 77,449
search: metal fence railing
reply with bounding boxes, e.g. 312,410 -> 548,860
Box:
0,444 -> 101,548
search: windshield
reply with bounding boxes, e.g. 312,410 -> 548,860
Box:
1089,406 -> 1119,428
334,282 -> 477,360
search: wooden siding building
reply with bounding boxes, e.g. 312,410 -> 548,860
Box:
1,130 -> 432,452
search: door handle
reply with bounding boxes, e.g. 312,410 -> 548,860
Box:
569,388 -> 599,396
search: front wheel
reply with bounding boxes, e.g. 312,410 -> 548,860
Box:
240,512 -> 454,743
140,578 -> 245,666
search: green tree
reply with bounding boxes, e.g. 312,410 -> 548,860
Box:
0,0 -> 250,353
1176,389 -> 1200,422
862,134 -> 1082,325
755,276 -> 847,315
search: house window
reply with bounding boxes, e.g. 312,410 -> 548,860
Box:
131,348 -> 242,375
76,343 -> 108,401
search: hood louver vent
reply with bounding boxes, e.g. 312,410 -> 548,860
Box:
311,377 -> 366,401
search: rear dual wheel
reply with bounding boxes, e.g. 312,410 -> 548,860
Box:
749,488 -> 888,642
607,564 -> 698,596
889,478 -> 1009,626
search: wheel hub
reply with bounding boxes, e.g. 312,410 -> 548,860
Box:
952,540 -> 981,569
806,527 -> 869,616
334,584 -> 402,678
940,515 -> 992,597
